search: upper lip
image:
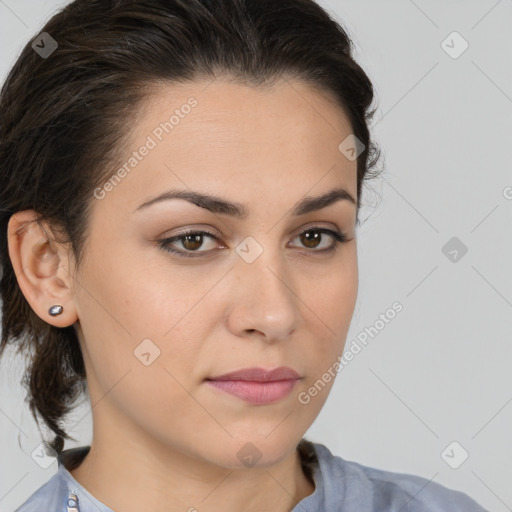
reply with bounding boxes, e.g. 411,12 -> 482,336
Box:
207,366 -> 301,382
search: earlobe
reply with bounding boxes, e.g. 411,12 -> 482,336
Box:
7,210 -> 78,327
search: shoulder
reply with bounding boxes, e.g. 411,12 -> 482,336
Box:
309,441 -> 488,511
15,471 -> 68,512
351,461 -> 487,511
15,446 -> 91,512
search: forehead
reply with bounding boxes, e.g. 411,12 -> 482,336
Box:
96,77 -> 357,215
142,76 -> 352,141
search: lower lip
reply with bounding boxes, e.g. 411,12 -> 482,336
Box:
206,379 -> 299,404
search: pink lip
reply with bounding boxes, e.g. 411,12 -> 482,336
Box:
209,366 -> 301,382
206,366 -> 301,404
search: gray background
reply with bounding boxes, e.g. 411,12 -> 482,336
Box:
1,0 -> 511,510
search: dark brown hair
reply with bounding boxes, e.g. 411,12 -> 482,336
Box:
0,0 -> 381,454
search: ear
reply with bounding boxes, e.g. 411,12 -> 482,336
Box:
7,210 -> 78,328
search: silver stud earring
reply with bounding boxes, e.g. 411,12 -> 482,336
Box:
48,305 -> 63,316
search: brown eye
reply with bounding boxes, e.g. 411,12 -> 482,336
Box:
181,234 -> 204,251
290,228 -> 348,252
300,231 -> 322,249
158,230 -> 219,257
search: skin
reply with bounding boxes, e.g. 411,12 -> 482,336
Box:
8,76 -> 359,512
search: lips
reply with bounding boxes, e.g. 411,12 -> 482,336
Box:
206,366 -> 302,404
207,366 -> 301,382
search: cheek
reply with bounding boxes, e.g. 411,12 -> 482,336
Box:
75,280 -> 210,438
295,263 -> 357,416
80,232 -> 219,335
74,246 -> 224,398
309,246 -> 358,325
301,248 -> 358,366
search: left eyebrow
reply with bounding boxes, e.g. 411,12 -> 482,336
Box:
132,187 -> 356,218
292,188 -> 356,216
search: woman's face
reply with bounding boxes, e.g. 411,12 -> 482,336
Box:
71,77 -> 358,467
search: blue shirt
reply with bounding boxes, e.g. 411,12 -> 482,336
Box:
15,438 -> 487,511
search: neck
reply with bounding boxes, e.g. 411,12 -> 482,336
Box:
69,424 -> 315,512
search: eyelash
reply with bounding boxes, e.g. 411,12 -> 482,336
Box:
157,227 -> 350,258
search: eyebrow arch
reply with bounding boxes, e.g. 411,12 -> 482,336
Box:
133,187 -> 356,218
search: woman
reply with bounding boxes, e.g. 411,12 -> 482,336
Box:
0,0 -> 487,510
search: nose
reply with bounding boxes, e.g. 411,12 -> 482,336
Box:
225,248 -> 300,343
